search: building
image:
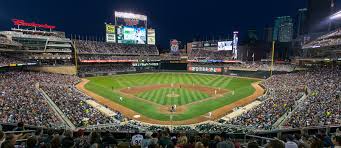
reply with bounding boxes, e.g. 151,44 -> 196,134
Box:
306,0 -> 335,33
247,28 -> 258,41
273,16 -> 294,42
296,8 -> 308,37
263,26 -> 273,42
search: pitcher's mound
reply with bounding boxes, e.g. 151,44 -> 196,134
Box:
166,93 -> 180,98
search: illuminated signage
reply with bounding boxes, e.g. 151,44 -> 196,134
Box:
105,24 -> 116,43
12,19 -> 56,29
115,11 -> 147,21
188,66 -> 222,73
80,60 -> 138,63
132,63 -> 159,67
147,29 -> 156,45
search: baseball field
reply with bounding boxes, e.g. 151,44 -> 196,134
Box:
76,73 -> 264,125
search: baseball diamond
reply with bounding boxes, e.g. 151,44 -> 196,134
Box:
77,72 -> 264,125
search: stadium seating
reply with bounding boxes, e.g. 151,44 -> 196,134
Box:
0,35 -> 22,47
188,48 -> 232,60
75,40 -> 159,56
225,68 -> 341,130
0,122 -> 340,148
303,29 -> 341,49
0,54 -> 25,67
78,63 -> 136,74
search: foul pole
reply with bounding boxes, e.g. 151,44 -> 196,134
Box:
270,41 -> 275,76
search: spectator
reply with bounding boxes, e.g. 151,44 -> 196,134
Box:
89,132 -> 101,148
74,129 -> 87,148
247,141 -> 259,148
1,134 -> 18,148
333,135 -> 341,148
265,139 -> 285,148
150,133 -> 159,145
12,122 -> 24,131
51,135 -> 61,148
102,131 -> 117,147
195,142 -> 205,148
61,130 -> 74,148
0,131 -> 5,147
141,132 -> 153,148
176,135 -> 188,148
26,136 -> 38,148
216,134 -> 234,148
285,135 -> 298,148
159,131 -> 173,148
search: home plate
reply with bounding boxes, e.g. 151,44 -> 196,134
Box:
133,115 -> 141,118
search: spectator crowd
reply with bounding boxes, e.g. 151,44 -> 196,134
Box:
75,40 -> 159,56
1,125 -> 341,148
227,67 -> 341,130
79,63 -> 136,74
189,49 -> 232,61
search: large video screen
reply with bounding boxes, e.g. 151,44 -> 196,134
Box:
218,41 -> 233,51
117,26 -> 146,44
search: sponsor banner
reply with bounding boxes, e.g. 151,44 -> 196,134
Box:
218,41 -> 233,50
12,19 -> 56,29
203,41 -> 218,47
202,60 -> 223,63
106,24 -> 115,34
187,60 -> 223,63
9,64 -> 17,67
170,61 -> 181,63
106,34 -> 116,43
27,62 -> 37,65
132,63 -> 159,67
138,60 -> 160,62
80,60 -> 138,63
188,66 -> 222,73
187,60 -> 241,63
191,42 -> 203,48
147,29 -> 156,45
223,60 -> 242,63
106,24 -> 116,43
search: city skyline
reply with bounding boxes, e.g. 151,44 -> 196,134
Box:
1,0 -> 340,49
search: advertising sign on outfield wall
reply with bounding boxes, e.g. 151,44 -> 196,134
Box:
188,66 -> 222,73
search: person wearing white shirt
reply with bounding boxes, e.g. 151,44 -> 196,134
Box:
131,132 -> 144,146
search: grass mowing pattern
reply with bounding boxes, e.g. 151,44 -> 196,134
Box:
85,73 -> 259,121
137,88 -> 210,105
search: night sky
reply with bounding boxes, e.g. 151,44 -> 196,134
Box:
1,0 -> 338,50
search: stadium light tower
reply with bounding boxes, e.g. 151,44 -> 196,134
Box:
329,10 -> 341,20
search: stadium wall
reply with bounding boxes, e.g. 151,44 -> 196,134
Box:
160,63 -> 187,70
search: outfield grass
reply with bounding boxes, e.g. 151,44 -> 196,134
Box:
84,73 -> 259,121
